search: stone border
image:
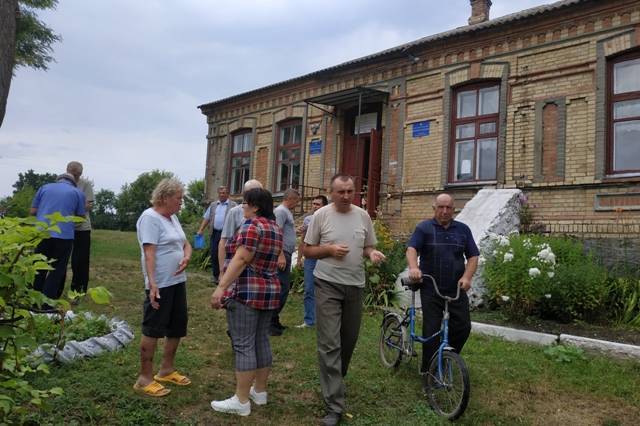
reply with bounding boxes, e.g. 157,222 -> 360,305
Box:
32,311 -> 135,364
472,321 -> 640,360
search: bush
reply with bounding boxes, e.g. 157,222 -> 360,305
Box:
607,277 -> 640,327
483,234 -> 608,322
364,220 -> 407,308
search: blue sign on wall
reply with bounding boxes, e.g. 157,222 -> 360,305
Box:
309,140 -> 322,155
412,121 -> 430,138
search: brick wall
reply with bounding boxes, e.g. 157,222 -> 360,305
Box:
201,0 -> 640,259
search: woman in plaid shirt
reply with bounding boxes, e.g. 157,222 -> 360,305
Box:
210,188 -> 283,417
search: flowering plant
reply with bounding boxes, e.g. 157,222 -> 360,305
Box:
483,234 -> 608,322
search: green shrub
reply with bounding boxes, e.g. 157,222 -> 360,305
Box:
483,234 -> 608,322
607,277 -> 640,327
364,221 -> 407,308
290,265 -> 304,294
30,314 -> 112,347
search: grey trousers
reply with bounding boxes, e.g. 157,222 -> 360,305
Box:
314,277 -> 364,415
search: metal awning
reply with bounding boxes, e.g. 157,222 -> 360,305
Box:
304,87 -> 388,115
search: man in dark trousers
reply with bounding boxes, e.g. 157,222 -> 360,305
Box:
196,186 -> 236,284
406,193 -> 479,378
31,169 -> 86,302
67,161 -> 94,296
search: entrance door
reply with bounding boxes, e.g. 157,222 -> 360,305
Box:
341,128 -> 382,217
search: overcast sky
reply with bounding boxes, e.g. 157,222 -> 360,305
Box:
0,0 -> 551,197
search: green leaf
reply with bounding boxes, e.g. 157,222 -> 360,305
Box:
49,387 -> 64,396
369,274 -> 380,284
88,287 -> 113,305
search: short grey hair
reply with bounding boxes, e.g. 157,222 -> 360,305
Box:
283,188 -> 300,200
66,161 -> 83,178
151,177 -> 184,207
243,179 -> 263,193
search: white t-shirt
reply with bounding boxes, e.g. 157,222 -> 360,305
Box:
304,204 -> 376,287
136,208 -> 187,289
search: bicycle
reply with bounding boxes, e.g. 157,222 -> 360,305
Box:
379,274 -> 470,420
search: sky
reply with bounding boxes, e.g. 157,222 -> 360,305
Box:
0,0 -> 552,198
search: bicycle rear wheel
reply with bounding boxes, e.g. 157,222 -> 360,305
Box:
424,350 -> 470,420
379,314 -> 405,368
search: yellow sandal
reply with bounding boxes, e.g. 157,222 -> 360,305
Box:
153,371 -> 191,386
133,380 -> 171,397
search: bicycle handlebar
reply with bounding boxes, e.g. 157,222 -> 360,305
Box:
401,273 -> 461,302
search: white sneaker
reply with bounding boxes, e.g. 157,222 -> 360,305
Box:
210,395 -> 251,416
295,322 -> 313,329
249,386 -> 267,405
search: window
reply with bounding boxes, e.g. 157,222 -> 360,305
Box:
275,121 -> 302,191
608,52 -> 640,174
229,131 -> 252,194
450,83 -> 500,182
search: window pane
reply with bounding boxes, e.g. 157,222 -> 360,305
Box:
278,163 -> 289,191
479,122 -> 497,135
291,163 -> 300,187
456,123 -> 475,139
457,91 -> 476,118
243,134 -> 252,152
280,149 -> 289,161
231,168 -> 242,194
282,127 -> 291,146
477,138 -> 497,180
454,141 -> 474,181
614,99 -> 640,120
233,135 -> 243,153
293,124 -> 302,144
613,120 -> 640,171
614,59 -> 640,94
479,86 -> 499,115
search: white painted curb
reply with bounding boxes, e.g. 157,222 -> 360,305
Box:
471,321 -> 640,360
471,321 -> 557,346
559,334 -> 640,360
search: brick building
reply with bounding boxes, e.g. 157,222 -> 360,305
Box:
198,0 -> 640,262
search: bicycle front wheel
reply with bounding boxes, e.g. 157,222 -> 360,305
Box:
424,350 -> 470,420
379,314 -> 405,368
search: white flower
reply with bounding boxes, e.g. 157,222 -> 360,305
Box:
536,248 -> 557,265
503,252 -> 514,262
529,267 -> 541,278
498,235 -> 510,247
523,239 -> 532,248
547,272 -> 555,278
501,295 -> 510,302
544,293 -> 552,299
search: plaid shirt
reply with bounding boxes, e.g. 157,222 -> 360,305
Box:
224,216 -> 283,310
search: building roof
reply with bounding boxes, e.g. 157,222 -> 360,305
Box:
198,0 -> 591,111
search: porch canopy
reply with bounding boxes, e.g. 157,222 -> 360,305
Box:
304,86 -> 388,115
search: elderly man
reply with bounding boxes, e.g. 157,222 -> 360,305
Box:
270,188 -> 300,336
217,179 -> 263,272
31,165 -> 86,302
304,174 -> 386,426
66,161 -> 95,296
406,193 -> 479,381
197,186 -> 237,284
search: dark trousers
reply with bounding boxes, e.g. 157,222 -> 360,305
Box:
420,290 -> 471,373
71,230 -> 91,293
314,277 -> 363,414
271,251 -> 292,327
33,238 -> 73,300
210,229 -> 222,279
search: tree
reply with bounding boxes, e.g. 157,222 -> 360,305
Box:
91,189 -> 118,230
12,169 -> 56,193
1,185 -> 35,217
0,0 -> 60,127
115,170 -> 174,231
178,178 -> 205,225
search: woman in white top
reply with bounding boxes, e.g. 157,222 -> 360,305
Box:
133,177 -> 192,397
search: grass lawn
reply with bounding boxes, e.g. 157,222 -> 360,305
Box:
27,230 -> 640,425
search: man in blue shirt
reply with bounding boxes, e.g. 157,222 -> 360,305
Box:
196,186 -> 236,284
406,193 -> 479,376
31,171 -> 86,302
